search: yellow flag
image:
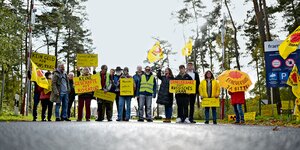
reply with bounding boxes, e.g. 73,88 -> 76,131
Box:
287,65 -> 299,86
182,39 -> 193,56
292,84 -> 300,98
279,26 -> 300,59
30,60 -> 49,89
44,79 -> 52,94
147,42 -> 163,63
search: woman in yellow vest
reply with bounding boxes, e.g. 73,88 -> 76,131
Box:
199,70 -> 220,124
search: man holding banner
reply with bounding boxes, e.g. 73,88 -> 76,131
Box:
174,65 -> 193,123
186,62 -> 200,123
95,65 -> 113,121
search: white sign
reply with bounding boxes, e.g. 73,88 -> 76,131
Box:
271,59 -> 281,68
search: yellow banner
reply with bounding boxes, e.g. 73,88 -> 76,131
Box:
169,80 -> 196,94
228,112 -> 256,121
74,74 -> 101,94
279,25 -> 300,59
120,78 -> 134,96
281,101 -> 294,110
94,90 -> 116,102
77,54 -> 98,67
261,104 -> 278,116
201,98 -> 220,107
31,52 -> 56,70
30,60 -> 49,89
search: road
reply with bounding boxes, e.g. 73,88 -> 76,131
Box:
0,121 -> 299,150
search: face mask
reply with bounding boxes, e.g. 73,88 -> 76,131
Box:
146,72 -> 150,75
116,71 -> 121,75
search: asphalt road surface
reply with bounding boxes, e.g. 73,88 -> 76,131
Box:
0,121 -> 299,150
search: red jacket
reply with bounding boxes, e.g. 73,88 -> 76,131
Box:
229,91 -> 245,105
38,86 -> 51,100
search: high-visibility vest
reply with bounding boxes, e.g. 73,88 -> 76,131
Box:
139,75 -> 154,93
99,73 -> 110,88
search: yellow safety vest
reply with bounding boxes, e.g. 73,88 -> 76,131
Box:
139,75 -> 154,93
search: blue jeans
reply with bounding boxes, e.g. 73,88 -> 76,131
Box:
118,96 -> 132,120
55,93 -> 69,119
32,93 -> 40,119
165,105 -> 172,119
205,107 -> 217,122
233,104 -> 244,122
139,95 -> 152,119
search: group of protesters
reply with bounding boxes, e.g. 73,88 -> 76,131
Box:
32,62 -> 246,124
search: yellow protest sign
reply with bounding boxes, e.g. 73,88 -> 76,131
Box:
201,98 -> 220,107
228,112 -> 256,121
244,112 -> 256,121
169,80 -> 196,94
281,101 -> 294,110
94,90 -> 116,102
74,74 -> 101,94
262,104 -> 278,116
120,78 -> 134,96
77,54 -> 98,67
228,115 -> 236,121
31,52 -> 56,70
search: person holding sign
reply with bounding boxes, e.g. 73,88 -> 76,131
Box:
175,65 -> 193,123
186,62 -> 200,123
38,72 -> 53,121
117,67 -> 135,121
199,71 -> 220,124
77,67 -> 93,121
156,66 -> 174,123
113,67 -> 126,120
137,66 -> 157,122
229,91 -> 245,124
94,65 -> 113,121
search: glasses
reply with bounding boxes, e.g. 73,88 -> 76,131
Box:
145,69 -> 150,71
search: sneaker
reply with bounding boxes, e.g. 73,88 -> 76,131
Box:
190,120 -> 196,123
204,121 -> 209,124
55,118 -> 61,121
213,121 -> 217,124
124,119 -> 129,122
116,119 -> 121,121
137,119 -> 144,122
176,118 -> 182,123
95,119 -> 103,122
108,119 -> 113,122
184,118 -> 191,123
146,119 -> 153,122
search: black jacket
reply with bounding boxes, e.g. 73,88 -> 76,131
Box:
156,69 -> 174,105
175,73 -> 193,98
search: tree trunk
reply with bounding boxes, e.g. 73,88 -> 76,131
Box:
0,64 -> 5,113
224,0 -> 241,71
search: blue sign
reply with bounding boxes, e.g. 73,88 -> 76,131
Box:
265,50 -> 300,87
